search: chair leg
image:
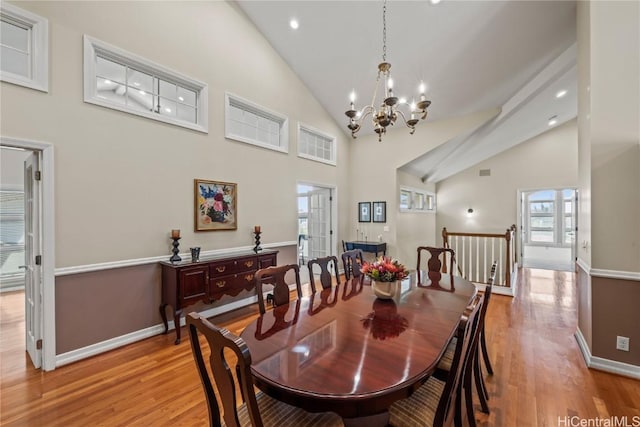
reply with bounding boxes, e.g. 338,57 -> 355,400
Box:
474,350 -> 490,414
480,329 -> 494,375
454,387 -> 463,427
463,362 -> 477,427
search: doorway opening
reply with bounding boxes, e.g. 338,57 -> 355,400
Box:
297,183 -> 335,285
0,137 -> 55,371
519,188 -> 577,272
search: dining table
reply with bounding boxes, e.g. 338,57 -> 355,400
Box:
239,271 -> 476,426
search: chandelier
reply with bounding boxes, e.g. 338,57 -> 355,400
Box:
345,0 -> 431,142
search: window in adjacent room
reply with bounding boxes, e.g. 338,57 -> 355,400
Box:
297,123 -> 336,165
83,35 -> 208,133
0,2 -> 48,92
399,186 -> 436,213
225,92 -> 289,153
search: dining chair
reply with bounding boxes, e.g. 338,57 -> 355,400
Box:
255,264 -> 303,315
388,293 -> 482,427
341,249 -> 364,280
433,261 -> 497,426
307,255 -> 340,293
186,313 -> 344,427
416,246 -> 456,284
474,261 -> 498,413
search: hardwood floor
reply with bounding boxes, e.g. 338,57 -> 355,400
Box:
1,269 -> 639,426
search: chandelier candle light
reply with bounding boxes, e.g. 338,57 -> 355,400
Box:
345,0 -> 431,142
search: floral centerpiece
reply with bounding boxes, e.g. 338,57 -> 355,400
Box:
361,256 -> 409,299
361,256 -> 409,282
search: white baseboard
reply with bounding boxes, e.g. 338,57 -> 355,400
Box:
492,285 -> 515,297
574,328 -> 640,380
56,294 -> 260,367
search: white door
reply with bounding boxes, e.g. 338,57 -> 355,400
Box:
307,188 -> 332,261
24,152 -> 42,368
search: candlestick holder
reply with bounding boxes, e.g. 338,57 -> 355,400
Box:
170,237 -> 182,263
253,231 -> 262,253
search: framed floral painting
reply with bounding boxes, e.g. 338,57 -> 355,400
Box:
194,179 -> 237,231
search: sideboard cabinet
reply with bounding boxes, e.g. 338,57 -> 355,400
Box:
160,250 -> 277,344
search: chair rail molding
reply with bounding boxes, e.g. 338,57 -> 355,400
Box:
576,258 -> 640,282
54,241 -> 297,276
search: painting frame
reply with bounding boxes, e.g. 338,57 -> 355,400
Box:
194,179 -> 238,231
372,201 -> 387,223
358,202 -> 371,223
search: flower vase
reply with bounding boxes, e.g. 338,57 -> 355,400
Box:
371,280 -> 397,300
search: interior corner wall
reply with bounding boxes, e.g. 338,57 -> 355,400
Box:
1,1 -> 349,355
435,120 -> 578,235
396,170 -> 436,270
346,108 -> 499,261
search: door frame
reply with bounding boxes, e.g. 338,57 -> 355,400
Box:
297,181 -> 338,257
1,136 -> 56,371
517,186 -> 578,270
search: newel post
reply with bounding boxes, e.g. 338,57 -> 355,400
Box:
505,228 -> 512,287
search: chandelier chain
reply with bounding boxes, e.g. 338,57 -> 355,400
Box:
382,0 -> 387,62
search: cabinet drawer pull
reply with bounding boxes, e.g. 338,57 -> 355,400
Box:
244,274 -> 254,282
215,280 -> 226,288
215,266 -> 226,273
244,261 -> 254,268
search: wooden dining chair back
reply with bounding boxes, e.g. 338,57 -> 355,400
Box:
388,293 -> 482,427
417,246 -> 456,274
187,312 -> 343,427
186,312 -> 261,427
307,256 -> 340,293
341,249 -> 364,280
255,264 -> 303,315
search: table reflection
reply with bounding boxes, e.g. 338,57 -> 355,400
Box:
361,299 -> 409,340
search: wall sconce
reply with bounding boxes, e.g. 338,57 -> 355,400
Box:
466,208 -> 474,217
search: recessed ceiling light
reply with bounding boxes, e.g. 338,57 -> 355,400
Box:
139,90 -> 146,95
104,79 -> 111,84
289,19 -> 299,30
164,107 -> 172,113
178,96 -> 184,101
548,116 -> 558,126
430,0 -> 442,4
134,82 -> 140,87
556,89 -> 567,98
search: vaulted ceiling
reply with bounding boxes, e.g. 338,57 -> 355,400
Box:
235,0 -> 577,182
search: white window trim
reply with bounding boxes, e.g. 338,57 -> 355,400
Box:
83,35 -> 208,133
399,186 -> 436,213
0,2 -> 48,92
224,92 -> 289,154
297,122 -> 337,166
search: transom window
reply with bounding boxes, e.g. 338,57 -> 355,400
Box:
298,124 -> 336,165
400,187 -> 436,213
84,35 -> 208,133
225,92 -> 288,153
0,2 -> 48,92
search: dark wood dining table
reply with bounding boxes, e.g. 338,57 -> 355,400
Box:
239,271 -> 476,426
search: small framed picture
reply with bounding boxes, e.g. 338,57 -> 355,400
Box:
373,201 -> 387,223
358,202 -> 371,223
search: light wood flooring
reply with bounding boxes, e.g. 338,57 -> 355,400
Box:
1,268 -> 639,426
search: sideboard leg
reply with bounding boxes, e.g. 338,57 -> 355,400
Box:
159,303 -> 169,334
173,309 -> 182,345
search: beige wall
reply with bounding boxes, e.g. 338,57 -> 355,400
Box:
588,0 -> 640,272
396,171 -> 436,270
2,1 -> 349,268
436,120 -> 578,235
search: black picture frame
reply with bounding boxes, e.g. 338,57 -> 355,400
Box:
358,202 -> 371,222
373,201 -> 387,223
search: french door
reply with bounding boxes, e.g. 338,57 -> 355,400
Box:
297,183 -> 334,276
24,152 -> 43,368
